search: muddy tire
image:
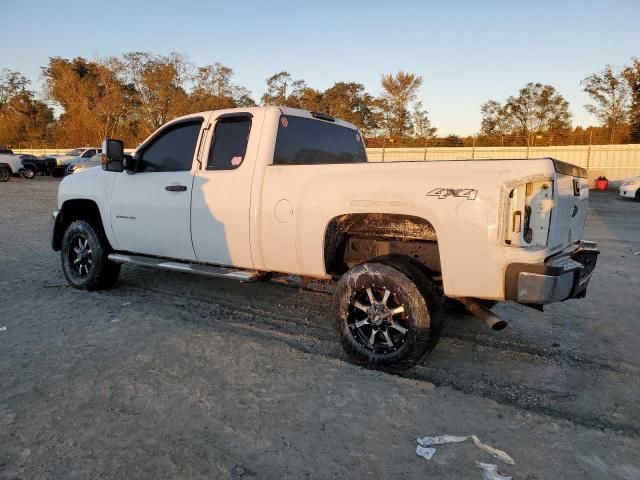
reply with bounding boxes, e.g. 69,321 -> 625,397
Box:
0,166 -> 11,182
332,259 -> 443,370
61,220 -> 120,290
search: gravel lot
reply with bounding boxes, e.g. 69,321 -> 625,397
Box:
1,177 -> 640,479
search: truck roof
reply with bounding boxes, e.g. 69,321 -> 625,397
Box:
169,106 -> 360,132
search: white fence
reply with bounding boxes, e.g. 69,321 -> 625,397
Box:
367,144 -> 640,182
12,143 -> 640,182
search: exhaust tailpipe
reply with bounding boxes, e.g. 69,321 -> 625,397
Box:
458,298 -> 508,331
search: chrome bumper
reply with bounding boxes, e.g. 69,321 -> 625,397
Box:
505,241 -> 599,305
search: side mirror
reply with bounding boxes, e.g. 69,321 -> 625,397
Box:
102,139 -> 124,172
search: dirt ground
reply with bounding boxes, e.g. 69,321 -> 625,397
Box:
1,177 -> 640,479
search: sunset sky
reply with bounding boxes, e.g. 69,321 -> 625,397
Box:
2,0 -> 638,135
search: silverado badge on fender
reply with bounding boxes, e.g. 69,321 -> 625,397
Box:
427,188 -> 478,200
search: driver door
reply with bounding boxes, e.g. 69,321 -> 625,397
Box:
110,117 -> 208,260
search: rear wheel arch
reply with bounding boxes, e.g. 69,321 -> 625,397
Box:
323,213 -> 441,278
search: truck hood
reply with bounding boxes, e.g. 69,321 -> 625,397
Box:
56,155 -> 80,165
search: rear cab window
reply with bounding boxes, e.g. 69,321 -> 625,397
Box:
273,115 -> 366,165
207,116 -> 252,170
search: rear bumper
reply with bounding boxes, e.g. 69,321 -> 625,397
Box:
505,241 -> 599,305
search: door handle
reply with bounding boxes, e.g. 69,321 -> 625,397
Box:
165,185 -> 187,192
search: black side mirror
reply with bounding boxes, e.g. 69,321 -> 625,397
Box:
102,139 -> 124,172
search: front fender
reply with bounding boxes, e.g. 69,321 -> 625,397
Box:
56,168 -> 118,249
50,209 -> 62,251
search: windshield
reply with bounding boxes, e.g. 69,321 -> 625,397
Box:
65,149 -> 84,156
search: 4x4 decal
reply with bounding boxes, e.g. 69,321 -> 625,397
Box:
427,188 -> 478,200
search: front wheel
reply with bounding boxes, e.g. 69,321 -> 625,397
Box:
61,220 -> 120,290
0,166 -> 11,182
332,260 -> 442,369
22,167 -> 36,179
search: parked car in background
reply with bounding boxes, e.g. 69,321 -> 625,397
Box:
51,148 -> 101,177
18,154 -> 57,178
65,154 -> 102,175
54,148 -> 102,167
0,148 -> 23,182
619,176 -> 640,200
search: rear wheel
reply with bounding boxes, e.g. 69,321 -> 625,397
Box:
332,259 -> 442,369
61,220 -> 120,290
635,188 -> 640,201
0,166 -> 10,182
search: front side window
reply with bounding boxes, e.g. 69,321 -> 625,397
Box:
273,115 -> 367,165
207,116 -> 252,170
141,120 -> 202,172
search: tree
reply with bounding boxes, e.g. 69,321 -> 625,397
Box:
480,82 -> 571,139
623,58 -> 640,143
480,100 -> 509,136
412,101 -> 436,139
261,71 -> 307,107
191,63 -> 256,110
42,57 -> 133,145
379,71 -> 423,137
0,69 -> 53,146
120,52 -> 193,136
322,82 -> 379,134
582,66 -> 630,143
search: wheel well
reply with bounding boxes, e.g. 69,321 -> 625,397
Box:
323,213 -> 440,277
53,199 -> 108,251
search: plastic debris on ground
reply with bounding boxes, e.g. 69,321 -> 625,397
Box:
477,462 -> 512,480
471,435 -> 515,465
415,445 -> 436,460
0,326 -> 6,332
415,434 -> 515,465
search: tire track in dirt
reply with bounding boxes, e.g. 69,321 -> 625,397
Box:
108,273 -> 640,437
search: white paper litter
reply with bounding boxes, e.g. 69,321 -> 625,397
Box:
415,434 -> 515,465
477,461 -> 512,480
0,326 -> 6,332
416,445 -> 436,460
634,251 -> 640,256
417,435 -> 468,446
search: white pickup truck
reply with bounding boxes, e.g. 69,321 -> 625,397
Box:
51,107 -> 599,368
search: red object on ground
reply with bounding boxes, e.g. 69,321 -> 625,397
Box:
595,179 -> 609,191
